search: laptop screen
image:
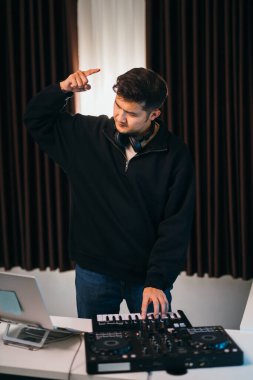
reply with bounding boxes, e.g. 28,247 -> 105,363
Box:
0,272 -> 54,330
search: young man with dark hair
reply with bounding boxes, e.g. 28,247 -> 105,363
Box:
24,67 -> 195,319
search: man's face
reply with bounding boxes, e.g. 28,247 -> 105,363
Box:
113,95 -> 159,135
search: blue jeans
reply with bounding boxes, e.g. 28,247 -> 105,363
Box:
75,264 -> 172,318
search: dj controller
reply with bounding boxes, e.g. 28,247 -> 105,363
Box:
84,311 -> 244,375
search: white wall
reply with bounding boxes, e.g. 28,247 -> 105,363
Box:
172,272 -> 251,329
0,267 -> 251,329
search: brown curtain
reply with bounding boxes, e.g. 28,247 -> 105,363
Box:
0,0 -> 78,270
146,0 -> 253,279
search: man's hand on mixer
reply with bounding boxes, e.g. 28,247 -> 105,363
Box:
141,287 -> 169,319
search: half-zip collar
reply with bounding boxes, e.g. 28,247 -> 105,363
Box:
102,117 -> 170,154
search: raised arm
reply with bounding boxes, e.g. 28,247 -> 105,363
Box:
24,68 -> 100,170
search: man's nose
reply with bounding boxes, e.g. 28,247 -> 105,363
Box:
117,110 -> 127,123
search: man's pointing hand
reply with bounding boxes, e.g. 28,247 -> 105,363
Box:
60,68 -> 100,93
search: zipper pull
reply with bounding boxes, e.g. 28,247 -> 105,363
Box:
125,160 -> 129,172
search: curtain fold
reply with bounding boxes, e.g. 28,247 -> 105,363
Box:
0,0 -> 78,271
146,0 -> 253,279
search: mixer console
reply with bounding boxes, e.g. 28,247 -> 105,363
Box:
85,325 -> 243,374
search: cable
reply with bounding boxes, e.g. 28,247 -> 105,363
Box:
20,327 -> 84,380
67,333 -> 84,380
147,371 -> 152,380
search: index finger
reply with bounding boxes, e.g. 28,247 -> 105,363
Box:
141,295 -> 150,319
83,68 -> 101,77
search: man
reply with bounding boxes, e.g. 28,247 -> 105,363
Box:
24,67 -> 195,319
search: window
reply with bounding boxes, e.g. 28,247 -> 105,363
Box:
78,0 -> 145,116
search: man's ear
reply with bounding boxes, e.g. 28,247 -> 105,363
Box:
150,109 -> 161,121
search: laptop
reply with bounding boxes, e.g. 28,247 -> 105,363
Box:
0,272 -> 82,348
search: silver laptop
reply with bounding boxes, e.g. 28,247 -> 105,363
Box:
0,272 -> 82,348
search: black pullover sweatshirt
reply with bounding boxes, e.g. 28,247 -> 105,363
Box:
24,84 -> 195,291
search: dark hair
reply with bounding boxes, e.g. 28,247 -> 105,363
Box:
112,67 -> 168,111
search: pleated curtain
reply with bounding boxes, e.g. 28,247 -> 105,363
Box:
146,0 -> 253,279
0,0 -> 78,270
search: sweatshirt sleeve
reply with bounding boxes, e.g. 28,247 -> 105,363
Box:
23,84 -> 75,172
144,144 -> 195,290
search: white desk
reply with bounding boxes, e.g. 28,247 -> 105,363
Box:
1,316 -> 253,380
